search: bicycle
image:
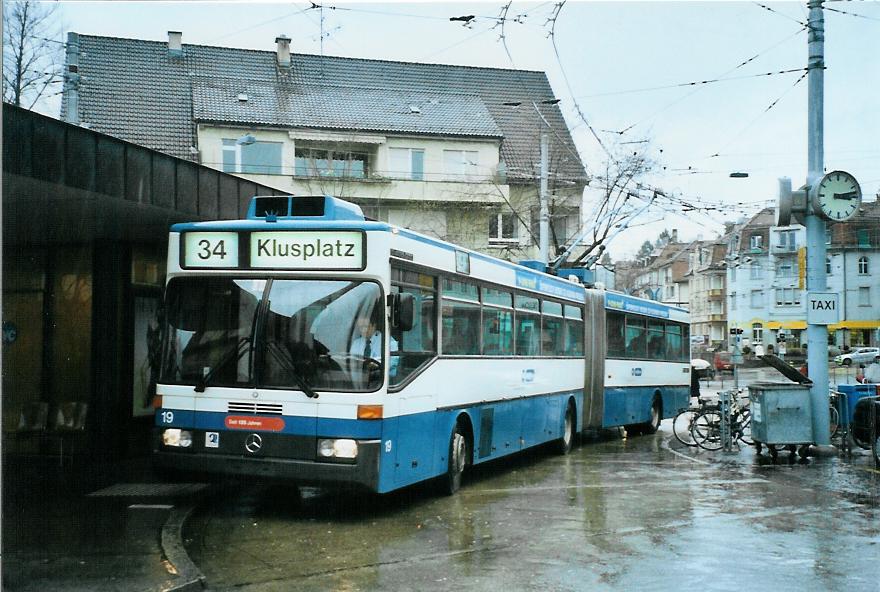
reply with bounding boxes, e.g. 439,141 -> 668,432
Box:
673,397 -> 717,448
690,390 -> 752,451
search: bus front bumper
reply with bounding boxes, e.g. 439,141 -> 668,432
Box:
153,439 -> 382,492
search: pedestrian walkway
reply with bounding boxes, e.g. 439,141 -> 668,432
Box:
2,454 -> 207,592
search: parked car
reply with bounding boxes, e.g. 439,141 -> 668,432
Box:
834,347 -> 880,366
714,351 -> 733,373
691,358 -> 714,379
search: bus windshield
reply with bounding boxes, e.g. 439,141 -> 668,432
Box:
161,277 -> 385,392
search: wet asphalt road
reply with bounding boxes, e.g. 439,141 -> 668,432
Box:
184,424 -> 880,592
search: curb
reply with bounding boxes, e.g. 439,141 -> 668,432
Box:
160,502 -> 206,592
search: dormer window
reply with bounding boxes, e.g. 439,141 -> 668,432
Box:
749,234 -> 763,251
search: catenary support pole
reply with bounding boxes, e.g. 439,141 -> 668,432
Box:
539,133 -> 550,266
806,0 -> 831,446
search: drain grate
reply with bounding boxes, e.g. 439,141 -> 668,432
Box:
88,482 -> 208,497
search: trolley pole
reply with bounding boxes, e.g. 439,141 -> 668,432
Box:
806,0 -> 831,446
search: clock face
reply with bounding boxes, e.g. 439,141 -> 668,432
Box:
813,171 -> 861,222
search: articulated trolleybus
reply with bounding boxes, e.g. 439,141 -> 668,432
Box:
154,195 -> 690,494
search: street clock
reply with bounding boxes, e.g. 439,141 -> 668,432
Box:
810,170 -> 862,222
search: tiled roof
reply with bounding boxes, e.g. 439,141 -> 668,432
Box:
191,78 -> 502,138
63,34 -> 587,184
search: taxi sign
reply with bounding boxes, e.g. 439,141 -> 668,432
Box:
806,292 -> 839,325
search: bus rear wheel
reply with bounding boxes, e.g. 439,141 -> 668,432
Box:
441,423 -> 468,495
642,397 -> 662,434
555,402 -> 575,455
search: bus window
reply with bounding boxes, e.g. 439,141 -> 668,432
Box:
515,295 -> 540,356
647,320 -> 665,360
681,324 -> 690,361
482,307 -> 513,355
606,311 -> 625,358
515,311 -> 540,356
666,323 -> 682,362
541,301 -> 564,356
625,316 -> 647,359
541,315 -> 564,356
162,277 -> 266,386
261,280 -> 384,391
442,278 -> 479,302
442,299 -> 480,355
390,273 -> 437,387
564,305 -> 584,356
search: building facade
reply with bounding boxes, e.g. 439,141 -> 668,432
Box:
630,241 -> 692,308
726,205 -> 880,349
687,238 -> 729,349
61,32 -> 587,262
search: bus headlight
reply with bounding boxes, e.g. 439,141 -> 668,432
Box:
163,428 -> 193,448
317,438 -> 358,462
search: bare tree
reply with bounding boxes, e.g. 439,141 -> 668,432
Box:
3,0 -> 63,109
561,144 -> 658,269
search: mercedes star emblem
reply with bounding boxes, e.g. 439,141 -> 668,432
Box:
244,433 -> 263,454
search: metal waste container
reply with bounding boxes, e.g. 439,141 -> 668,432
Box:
749,381 -> 813,459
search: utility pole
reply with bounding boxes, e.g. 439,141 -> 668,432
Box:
539,132 -> 550,265
806,0 -> 831,447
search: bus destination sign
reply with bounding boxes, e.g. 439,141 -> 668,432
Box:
182,231 -> 364,270
250,231 -> 364,269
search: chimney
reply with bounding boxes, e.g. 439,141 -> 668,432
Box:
275,35 -> 291,67
672,229 -> 679,243
168,31 -> 183,58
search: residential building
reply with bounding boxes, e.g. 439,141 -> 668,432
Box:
726,203 -> 880,348
687,237 -> 730,348
631,240 -> 693,308
61,32 -> 587,261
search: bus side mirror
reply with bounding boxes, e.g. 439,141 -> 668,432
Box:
392,293 -> 414,332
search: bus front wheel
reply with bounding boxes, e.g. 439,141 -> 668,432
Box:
442,423 -> 468,495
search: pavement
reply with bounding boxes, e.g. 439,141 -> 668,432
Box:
2,364 -> 875,591
2,453 -> 208,592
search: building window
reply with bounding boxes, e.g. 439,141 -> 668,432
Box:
826,256 -> 832,274
775,288 -> 801,306
729,292 -> 737,310
223,139 -> 283,174
294,147 -> 368,178
777,259 -> 795,277
859,287 -> 870,307
752,323 -> 763,343
749,234 -> 763,250
489,212 -> 518,243
388,147 -> 424,180
857,228 -> 871,248
750,290 -> 763,308
858,256 -> 869,275
777,230 -> 796,250
825,228 -> 832,245
443,150 -> 479,180
730,266 -> 736,282
750,262 -> 762,279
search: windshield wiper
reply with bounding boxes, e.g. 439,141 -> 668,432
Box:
266,341 -> 320,399
194,337 -> 251,393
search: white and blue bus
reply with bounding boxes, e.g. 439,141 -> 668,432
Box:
154,195 -> 689,494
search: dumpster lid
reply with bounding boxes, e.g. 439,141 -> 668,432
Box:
748,380 -> 812,391
760,354 -> 812,385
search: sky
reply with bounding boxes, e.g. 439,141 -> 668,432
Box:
45,0 -> 880,259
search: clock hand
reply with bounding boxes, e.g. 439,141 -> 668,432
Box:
833,191 -> 858,200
